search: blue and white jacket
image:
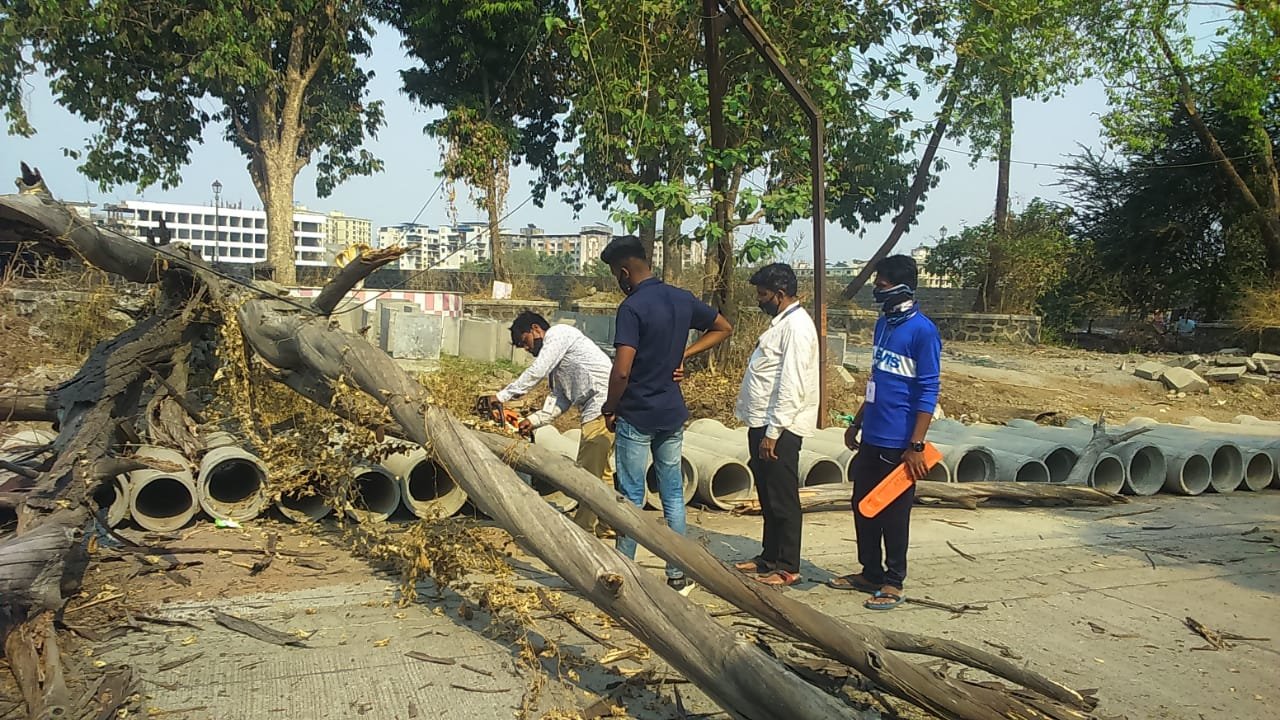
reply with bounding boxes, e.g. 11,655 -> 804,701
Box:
862,311 -> 942,449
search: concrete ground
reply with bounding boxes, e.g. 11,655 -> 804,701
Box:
92,491 -> 1280,720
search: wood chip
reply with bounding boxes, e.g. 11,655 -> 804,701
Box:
134,614 -> 201,630
460,663 -> 493,677
906,597 -> 986,614
157,652 -> 203,672
946,541 -> 977,562
449,683 -> 510,694
212,611 -> 305,647
250,532 -> 279,575
1184,616 -> 1230,650
405,651 -> 455,665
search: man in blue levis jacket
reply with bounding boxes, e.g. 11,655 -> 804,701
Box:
828,254 -> 941,610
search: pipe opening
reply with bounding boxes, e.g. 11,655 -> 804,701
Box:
1126,447 -> 1165,496
1208,446 -> 1244,493
804,459 -> 843,487
1243,453 -> 1274,491
406,460 -> 457,502
1043,448 -> 1079,483
954,450 -> 995,483
279,488 -> 331,522
1178,455 -> 1212,495
646,458 -> 695,501
91,479 -> 121,512
710,463 -> 753,502
206,459 -> 265,504
353,470 -> 399,516
924,462 -> 950,482
1014,461 -> 1050,484
134,477 -> 195,519
1090,456 -> 1125,494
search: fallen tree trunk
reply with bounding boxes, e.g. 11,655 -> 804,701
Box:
730,481 -> 1128,515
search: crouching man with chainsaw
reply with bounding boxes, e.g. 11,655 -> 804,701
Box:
827,254 -> 941,610
484,311 -> 615,537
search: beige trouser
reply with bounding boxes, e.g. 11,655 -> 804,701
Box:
571,415 -> 615,534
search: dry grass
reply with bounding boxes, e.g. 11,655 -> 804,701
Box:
1235,283 -> 1280,332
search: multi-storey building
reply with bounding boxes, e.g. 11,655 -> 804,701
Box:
104,200 -> 327,266
323,212 -> 374,261
377,223 -> 489,271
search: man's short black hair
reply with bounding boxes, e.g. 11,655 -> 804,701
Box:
509,311 -> 550,346
874,254 -> 919,290
599,235 -> 647,266
748,263 -> 798,296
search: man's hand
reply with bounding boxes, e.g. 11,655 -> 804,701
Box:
517,418 -> 534,438
673,363 -> 685,383
844,424 -> 861,451
603,413 -> 617,433
759,435 -> 777,462
902,447 -> 928,481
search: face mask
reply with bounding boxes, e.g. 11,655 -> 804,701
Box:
530,338 -> 544,356
872,283 -> 913,305
758,296 -> 780,317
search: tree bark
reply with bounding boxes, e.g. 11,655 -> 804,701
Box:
975,83 -> 1012,313
662,204 -> 686,286
840,56 -> 966,300
259,158 -> 300,286
732,479 -> 1125,514
487,170 -> 510,283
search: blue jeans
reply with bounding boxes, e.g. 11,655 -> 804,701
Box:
613,418 -> 687,579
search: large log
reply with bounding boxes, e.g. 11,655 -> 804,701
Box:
730,480 -> 1127,515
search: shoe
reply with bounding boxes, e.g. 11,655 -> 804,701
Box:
667,577 -> 697,597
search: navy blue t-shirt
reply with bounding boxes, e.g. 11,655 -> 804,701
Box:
613,278 -> 718,433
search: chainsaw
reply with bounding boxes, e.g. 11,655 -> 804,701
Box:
474,395 -> 525,435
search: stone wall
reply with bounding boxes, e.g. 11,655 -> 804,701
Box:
933,313 -> 1041,344
463,299 -> 559,323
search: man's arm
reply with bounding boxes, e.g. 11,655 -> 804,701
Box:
495,330 -> 570,403
902,328 -> 942,479
525,388 -> 571,430
601,345 -> 636,429
683,313 -> 732,362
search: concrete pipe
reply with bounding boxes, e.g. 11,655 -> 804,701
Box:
197,445 -> 269,522
929,421 -> 1079,483
382,448 -> 468,519
799,452 -> 845,487
277,487 -> 333,523
91,475 -> 130,528
989,421 -> 1168,495
1125,420 -> 1245,493
644,456 -> 697,509
683,445 -> 754,510
345,464 -> 401,522
127,446 -> 198,532
525,427 -> 583,513
1090,454 -> 1126,494
690,420 -> 852,486
1242,450 -> 1276,492
1160,448 -> 1214,496
1233,415 -> 1280,428
931,442 -> 997,483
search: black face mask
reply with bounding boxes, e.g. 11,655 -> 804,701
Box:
530,338 -> 544,356
758,298 -> 780,317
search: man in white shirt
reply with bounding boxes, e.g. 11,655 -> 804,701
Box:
732,263 -> 820,587
487,311 -> 615,535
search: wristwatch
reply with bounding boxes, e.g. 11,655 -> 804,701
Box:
910,441 -> 926,452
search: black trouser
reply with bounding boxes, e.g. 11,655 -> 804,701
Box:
850,444 -> 915,589
747,427 -> 803,574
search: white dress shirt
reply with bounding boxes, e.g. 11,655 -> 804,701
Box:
497,324 -> 612,428
734,302 -> 820,439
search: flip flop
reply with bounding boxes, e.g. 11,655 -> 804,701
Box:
825,574 -> 880,592
756,570 -> 801,587
734,558 -> 772,574
864,589 -> 904,610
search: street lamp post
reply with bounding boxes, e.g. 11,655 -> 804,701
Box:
211,179 -> 222,264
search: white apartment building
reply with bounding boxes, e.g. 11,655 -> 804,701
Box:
323,211 -> 374,260
105,200 -> 327,266
377,223 -> 489,271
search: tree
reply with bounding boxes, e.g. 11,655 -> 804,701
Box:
939,0 -> 1103,311
924,198 -> 1073,314
0,1 -> 385,285
1093,1 -> 1280,277
378,0 -> 569,283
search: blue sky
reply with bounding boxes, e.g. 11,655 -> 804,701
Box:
0,27 -> 1125,263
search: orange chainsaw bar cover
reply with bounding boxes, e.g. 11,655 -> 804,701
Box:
857,442 -> 943,518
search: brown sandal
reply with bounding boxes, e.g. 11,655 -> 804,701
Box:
756,570 -> 801,587
825,573 -> 880,592
734,558 -> 772,574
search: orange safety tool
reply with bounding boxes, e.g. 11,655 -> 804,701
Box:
857,442 -> 943,518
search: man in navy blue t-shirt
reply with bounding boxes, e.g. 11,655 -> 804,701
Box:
828,254 -> 941,610
598,236 -> 733,596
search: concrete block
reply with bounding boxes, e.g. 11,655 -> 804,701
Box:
1213,355 -> 1248,367
1161,367 -> 1209,393
1177,354 -> 1204,368
1245,357 -> 1259,373
441,316 -> 461,356
1240,373 -> 1270,386
509,346 -> 533,368
459,318 -> 503,363
1254,360 -> 1271,375
1216,347 -> 1246,356
835,366 -> 856,386
377,300 -> 420,353
385,313 -> 442,360
827,333 -> 848,366
1250,352 -> 1280,363
1133,362 -> 1168,381
1205,365 -> 1247,383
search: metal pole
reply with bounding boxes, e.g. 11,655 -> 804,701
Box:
703,0 -> 730,317
212,182 -> 221,265
718,0 -> 828,426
